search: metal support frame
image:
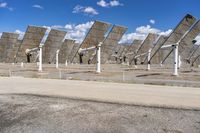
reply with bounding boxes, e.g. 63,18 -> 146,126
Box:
161,44 -> 179,76
160,48 -> 173,65
191,54 -> 200,67
38,46 -> 42,72
96,42 -> 102,73
79,46 -> 96,54
56,50 -> 60,69
178,55 -> 181,69
173,45 -> 178,76
21,62 -> 24,68
65,60 -> 68,67
147,49 -> 152,70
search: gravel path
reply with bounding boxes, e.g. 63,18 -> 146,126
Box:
0,94 -> 200,133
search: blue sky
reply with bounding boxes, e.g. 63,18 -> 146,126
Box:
0,0 -> 200,43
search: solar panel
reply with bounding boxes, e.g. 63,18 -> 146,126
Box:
144,35 -> 167,64
58,39 -> 75,64
69,43 -> 81,63
179,20 -> 200,61
188,44 -> 200,61
130,33 -> 158,64
100,25 -> 127,64
0,32 -> 19,63
117,44 -> 129,57
43,29 -> 67,64
191,46 -> 200,66
127,40 -> 143,54
150,14 -> 197,62
71,21 -> 111,64
126,40 -> 143,63
15,26 -> 47,63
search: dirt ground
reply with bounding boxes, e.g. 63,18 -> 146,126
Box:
0,94 -> 200,133
1,63 -> 200,87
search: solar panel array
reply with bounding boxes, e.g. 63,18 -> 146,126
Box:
100,25 -> 127,64
178,20 -> 200,62
144,35 -> 167,64
69,43 -> 80,63
162,15 -> 197,64
71,21 -> 111,64
117,44 -> 129,57
130,33 -> 158,64
125,40 -> 143,63
16,26 -> 47,63
188,44 -> 200,62
42,29 -> 67,64
191,46 -> 200,66
0,15 -> 200,68
0,32 -> 19,63
58,39 -> 75,64
150,14 -> 196,63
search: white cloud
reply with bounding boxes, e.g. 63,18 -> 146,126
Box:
41,22 -> 172,44
0,2 -> 13,11
0,32 -> 2,38
150,19 -> 155,24
0,2 -> 7,8
73,5 -> 98,16
97,0 -> 109,7
110,0 -> 123,7
159,29 -> 172,36
136,25 -> 160,34
65,24 -> 73,30
119,33 -> 146,44
14,30 -> 25,40
97,0 -> 123,7
32,4 -> 44,10
120,25 -> 172,44
42,21 -> 94,43
84,7 -> 98,15
65,21 -> 94,43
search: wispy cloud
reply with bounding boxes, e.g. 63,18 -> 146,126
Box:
150,19 -> 155,24
73,5 -> 98,16
97,0 -> 123,7
0,2 -> 13,11
110,0 -> 123,6
0,2 -> 7,8
32,4 -> 44,10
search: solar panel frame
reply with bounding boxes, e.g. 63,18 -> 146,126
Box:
125,39 -> 143,63
178,20 -> 200,61
130,33 -> 158,64
0,32 -> 19,62
96,25 -> 127,64
58,39 -> 75,64
69,43 -> 81,63
42,29 -> 67,64
144,35 -> 167,64
15,26 -> 47,63
188,44 -> 200,61
150,14 -> 197,62
71,20 -> 111,64
117,44 -> 130,57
